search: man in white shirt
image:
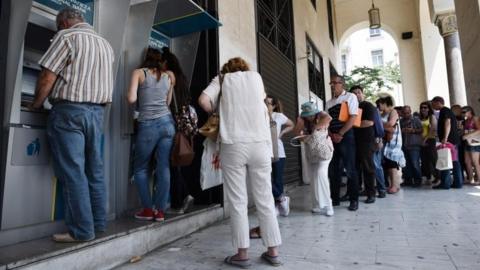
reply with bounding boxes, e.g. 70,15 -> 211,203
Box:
326,75 -> 360,211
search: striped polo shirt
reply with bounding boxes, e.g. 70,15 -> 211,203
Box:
39,22 -> 114,104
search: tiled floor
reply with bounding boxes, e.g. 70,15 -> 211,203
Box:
116,185 -> 480,270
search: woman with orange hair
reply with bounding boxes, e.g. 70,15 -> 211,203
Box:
199,57 -> 282,268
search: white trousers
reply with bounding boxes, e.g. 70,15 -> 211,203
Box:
308,159 -> 333,210
221,141 -> 282,249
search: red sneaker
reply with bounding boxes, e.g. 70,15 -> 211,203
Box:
154,210 -> 165,222
134,208 -> 154,221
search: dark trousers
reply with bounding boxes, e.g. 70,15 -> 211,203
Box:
170,166 -> 191,209
439,144 -> 464,188
404,148 -> 422,185
356,140 -> 376,197
272,158 -> 286,200
329,131 -> 359,202
421,138 -> 438,179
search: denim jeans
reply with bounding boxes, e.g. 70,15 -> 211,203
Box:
404,148 -> 422,184
133,115 -> 175,211
439,145 -> 464,189
373,150 -> 386,193
47,102 -> 106,241
329,130 -> 359,202
272,158 -> 286,200
440,161 -> 464,188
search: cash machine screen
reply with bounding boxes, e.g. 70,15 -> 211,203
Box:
21,22 -> 55,110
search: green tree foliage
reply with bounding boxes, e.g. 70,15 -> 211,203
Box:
344,62 -> 401,102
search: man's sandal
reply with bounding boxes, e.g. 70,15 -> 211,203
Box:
224,256 -> 251,269
249,227 -> 261,239
261,252 -> 282,267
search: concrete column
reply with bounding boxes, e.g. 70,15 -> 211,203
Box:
435,14 -> 467,106
454,0 -> 480,107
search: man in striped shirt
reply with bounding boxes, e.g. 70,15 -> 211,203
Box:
31,8 -> 114,243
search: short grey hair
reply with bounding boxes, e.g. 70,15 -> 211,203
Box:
56,7 -> 85,24
331,74 -> 346,85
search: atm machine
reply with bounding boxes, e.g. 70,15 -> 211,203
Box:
0,0 -> 98,246
0,0 -> 221,247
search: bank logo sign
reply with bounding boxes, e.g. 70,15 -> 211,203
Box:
33,0 -> 95,25
27,138 -> 41,156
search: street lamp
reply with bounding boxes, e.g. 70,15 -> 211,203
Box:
369,0 -> 381,29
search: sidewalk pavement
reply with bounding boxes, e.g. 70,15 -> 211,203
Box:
116,185 -> 480,270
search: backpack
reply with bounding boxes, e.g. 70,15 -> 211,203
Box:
373,109 -> 385,138
174,105 -> 199,139
305,130 -> 334,163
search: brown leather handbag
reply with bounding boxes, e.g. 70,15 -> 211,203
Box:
170,81 -> 195,167
171,132 -> 195,166
199,113 -> 219,140
199,75 -> 223,141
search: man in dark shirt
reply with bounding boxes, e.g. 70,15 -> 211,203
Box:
351,86 -> 376,204
431,96 -> 463,189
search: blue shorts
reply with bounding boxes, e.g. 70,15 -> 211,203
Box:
465,144 -> 480,152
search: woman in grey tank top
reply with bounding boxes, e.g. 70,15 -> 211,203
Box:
127,48 -> 176,222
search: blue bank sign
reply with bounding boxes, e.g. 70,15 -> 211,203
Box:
149,29 -> 170,50
33,0 -> 95,25
27,138 -> 41,156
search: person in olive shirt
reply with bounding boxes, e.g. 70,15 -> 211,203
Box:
350,86 -> 377,204
431,96 -> 464,189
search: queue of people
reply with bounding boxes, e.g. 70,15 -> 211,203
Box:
30,7 -> 479,269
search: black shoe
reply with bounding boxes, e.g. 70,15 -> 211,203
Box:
365,197 -> 375,204
340,194 -> 349,202
348,201 -> 359,211
377,191 -> 386,198
359,190 -> 368,197
413,181 -> 422,187
432,185 -> 449,190
332,200 -> 340,206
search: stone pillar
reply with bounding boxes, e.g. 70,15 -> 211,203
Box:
454,0 -> 480,107
435,14 -> 467,106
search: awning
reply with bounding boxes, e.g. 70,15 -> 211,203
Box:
152,0 -> 221,38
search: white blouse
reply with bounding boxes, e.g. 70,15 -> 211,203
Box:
203,71 -> 271,145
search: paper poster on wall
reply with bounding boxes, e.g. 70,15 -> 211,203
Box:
33,0 -> 95,25
149,29 -> 170,50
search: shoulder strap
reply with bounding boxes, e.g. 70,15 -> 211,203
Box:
143,68 -> 147,78
213,74 -> 224,113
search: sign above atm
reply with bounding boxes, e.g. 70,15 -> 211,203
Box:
33,0 -> 94,25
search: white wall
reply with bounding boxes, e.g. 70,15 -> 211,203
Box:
217,0 -> 257,71
292,0 -> 340,110
419,0 -> 450,103
335,0 -> 427,108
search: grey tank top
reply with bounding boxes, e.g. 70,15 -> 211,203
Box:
137,69 -> 172,121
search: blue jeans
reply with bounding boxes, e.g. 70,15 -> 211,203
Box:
329,130 -> 359,202
133,115 -> 175,211
404,148 -> 422,184
373,150 -> 386,193
272,158 -> 286,200
439,145 -> 464,189
47,102 -> 106,241
440,162 -> 464,189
